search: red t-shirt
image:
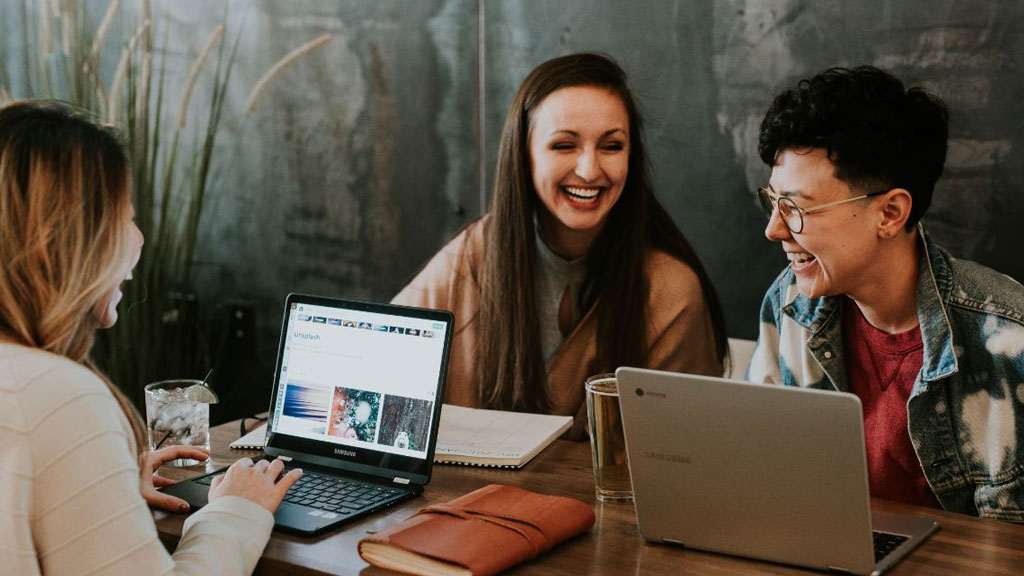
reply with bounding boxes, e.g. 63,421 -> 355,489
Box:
842,299 -> 941,508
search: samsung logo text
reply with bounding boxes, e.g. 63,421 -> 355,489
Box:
643,451 -> 691,464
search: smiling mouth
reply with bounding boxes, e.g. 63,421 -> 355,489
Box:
563,186 -> 602,205
787,251 -> 817,271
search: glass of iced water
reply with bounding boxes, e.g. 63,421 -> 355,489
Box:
144,379 -> 213,466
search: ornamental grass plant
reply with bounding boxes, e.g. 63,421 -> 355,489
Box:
0,0 -> 330,407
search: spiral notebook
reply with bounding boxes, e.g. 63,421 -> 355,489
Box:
432,404 -> 572,469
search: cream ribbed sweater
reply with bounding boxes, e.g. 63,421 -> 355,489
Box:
0,342 -> 274,576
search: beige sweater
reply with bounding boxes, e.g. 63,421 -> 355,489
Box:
0,342 -> 274,576
393,219 -> 722,439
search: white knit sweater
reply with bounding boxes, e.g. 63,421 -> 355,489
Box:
0,342 -> 274,575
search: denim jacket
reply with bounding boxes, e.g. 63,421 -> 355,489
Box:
747,227 -> 1024,521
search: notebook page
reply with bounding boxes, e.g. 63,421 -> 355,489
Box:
434,404 -> 571,461
230,423 -> 267,449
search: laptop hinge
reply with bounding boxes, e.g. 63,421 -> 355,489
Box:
392,477 -> 411,485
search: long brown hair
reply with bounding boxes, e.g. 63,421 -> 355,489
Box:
477,53 -> 728,412
0,100 -> 147,458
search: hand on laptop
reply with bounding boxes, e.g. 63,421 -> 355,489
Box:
209,457 -> 303,513
140,446 -> 211,512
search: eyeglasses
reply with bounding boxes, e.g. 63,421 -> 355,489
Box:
757,186 -> 886,234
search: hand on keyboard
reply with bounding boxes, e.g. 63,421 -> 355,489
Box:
209,457 -> 303,513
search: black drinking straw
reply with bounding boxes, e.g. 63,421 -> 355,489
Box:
154,429 -> 173,450
153,370 -> 212,451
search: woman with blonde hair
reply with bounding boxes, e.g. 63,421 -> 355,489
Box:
0,100 -> 301,575
394,53 -> 728,438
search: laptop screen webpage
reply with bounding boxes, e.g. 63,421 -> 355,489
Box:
265,297 -> 451,477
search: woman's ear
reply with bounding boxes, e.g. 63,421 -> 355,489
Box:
877,188 -> 913,238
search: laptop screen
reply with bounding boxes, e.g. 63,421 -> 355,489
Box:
264,294 -> 452,483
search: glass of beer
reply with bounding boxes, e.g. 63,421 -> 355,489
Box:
585,373 -> 633,503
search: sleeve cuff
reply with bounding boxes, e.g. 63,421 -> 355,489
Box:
177,495 -> 275,573
187,495 -> 275,532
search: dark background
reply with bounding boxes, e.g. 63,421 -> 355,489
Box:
2,0 -> 1021,423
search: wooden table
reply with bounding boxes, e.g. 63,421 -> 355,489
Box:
155,421 -> 1024,575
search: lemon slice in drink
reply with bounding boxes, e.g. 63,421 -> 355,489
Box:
185,384 -> 219,404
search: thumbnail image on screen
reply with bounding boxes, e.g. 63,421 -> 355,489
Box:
328,386 -> 381,443
282,384 -> 330,421
281,383 -> 329,434
377,396 -> 433,451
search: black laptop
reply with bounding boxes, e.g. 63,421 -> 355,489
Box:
161,293 -> 454,535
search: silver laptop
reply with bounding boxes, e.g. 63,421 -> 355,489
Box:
616,368 -> 938,575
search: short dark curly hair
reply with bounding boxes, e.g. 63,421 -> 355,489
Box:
758,66 -> 949,230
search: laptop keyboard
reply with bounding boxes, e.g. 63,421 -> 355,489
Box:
282,470 -> 403,513
194,468 -> 404,515
872,531 -> 909,563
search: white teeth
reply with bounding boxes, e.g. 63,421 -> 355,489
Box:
564,186 -> 601,201
787,253 -> 815,264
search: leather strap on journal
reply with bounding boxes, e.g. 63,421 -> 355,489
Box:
358,484 -> 595,576
417,503 -> 549,557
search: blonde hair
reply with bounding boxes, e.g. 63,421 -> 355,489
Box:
0,100 -> 146,459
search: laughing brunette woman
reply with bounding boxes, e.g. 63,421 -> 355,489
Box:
393,53 -> 727,439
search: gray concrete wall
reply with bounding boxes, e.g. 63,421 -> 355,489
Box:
186,0 -> 479,344
2,1 -> 1022,408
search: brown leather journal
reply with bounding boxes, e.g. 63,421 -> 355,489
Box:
358,484 -> 596,576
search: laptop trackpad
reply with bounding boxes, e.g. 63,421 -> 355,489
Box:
275,501 -> 351,531
160,477 -> 212,510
